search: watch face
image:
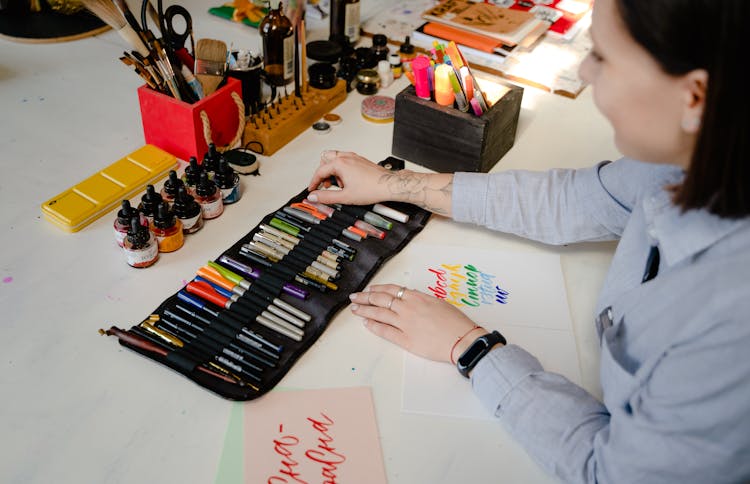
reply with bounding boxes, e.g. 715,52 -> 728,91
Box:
457,338 -> 489,367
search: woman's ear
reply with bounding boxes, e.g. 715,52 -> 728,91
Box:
680,69 -> 708,133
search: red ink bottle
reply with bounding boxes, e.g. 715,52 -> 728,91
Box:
123,216 -> 159,268
194,172 -> 224,220
114,200 -> 147,247
160,170 -> 185,205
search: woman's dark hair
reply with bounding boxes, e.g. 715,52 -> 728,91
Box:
616,0 -> 748,218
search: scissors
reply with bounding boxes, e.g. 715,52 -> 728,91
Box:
161,4 -> 195,56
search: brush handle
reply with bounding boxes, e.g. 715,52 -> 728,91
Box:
117,25 -> 151,57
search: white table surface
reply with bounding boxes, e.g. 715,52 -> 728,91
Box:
0,2 -> 619,482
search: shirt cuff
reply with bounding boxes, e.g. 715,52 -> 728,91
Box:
470,344 -> 544,417
452,171 -> 493,225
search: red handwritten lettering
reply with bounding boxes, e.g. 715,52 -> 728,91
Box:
268,434 -> 308,484
305,413 -> 346,484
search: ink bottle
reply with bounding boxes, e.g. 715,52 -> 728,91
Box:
138,184 -> 163,223
399,36 -> 416,64
182,156 -> 203,194
213,159 -> 242,204
330,0 -> 360,45
259,1 -> 294,87
371,34 -> 389,62
202,143 -> 221,177
389,52 -> 402,79
160,170 -> 185,205
173,186 -> 204,234
150,202 -> 184,253
123,216 -> 159,268
194,172 -> 224,220
113,199 -> 147,247
356,68 -> 380,95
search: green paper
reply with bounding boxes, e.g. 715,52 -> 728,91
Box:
214,402 -> 244,484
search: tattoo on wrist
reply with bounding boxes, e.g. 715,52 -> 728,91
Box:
379,172 -> 452,214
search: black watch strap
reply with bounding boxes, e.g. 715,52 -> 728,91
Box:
456,330 -> 506,378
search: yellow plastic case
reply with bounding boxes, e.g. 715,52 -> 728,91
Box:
41,145 -> 178,233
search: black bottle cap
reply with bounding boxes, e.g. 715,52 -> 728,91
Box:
153,202 -> 176,229
173,186 -> 201,218
117,200 -> 137,224
184,156 -> 203,186
202,143 -> 221,174
139,185 -> 163,217
127,216 -> 150,246
162,170 -> 184,198
196,172 -> 217,197
307,39 -> 344,63
373,34 -> 387,47
213,160 -> 238,189
400,36 -> 414,55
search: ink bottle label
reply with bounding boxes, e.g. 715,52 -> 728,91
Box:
123,242 -> 159,268
220,184 -> 242,204
180,213 -> 203,233
200,197 -> 224,219
344,2 -> 360,42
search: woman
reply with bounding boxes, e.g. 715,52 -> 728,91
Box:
307,0 -> 749,482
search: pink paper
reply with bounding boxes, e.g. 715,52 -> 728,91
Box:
244,387 -> 387,484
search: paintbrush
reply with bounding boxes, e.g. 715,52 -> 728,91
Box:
194,38 -> 228,96
80,0 -> 150,57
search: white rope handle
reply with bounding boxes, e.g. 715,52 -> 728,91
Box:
200,91 -> 245,153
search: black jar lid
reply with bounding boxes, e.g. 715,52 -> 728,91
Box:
306,40 -> 343,63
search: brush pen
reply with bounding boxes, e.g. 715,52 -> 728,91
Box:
259,223 -> 343,262
162,308 -> 277,367
334,204 -> 393,230
303,200 -> 387,239
173,301 -> 283,355
217,254 -> 310,300
291,203 -> 368,239
258,225 -> 343,265
237,248 -> 332,293
206,261 -> 312,322
243,242 -> 335,284
282,207 -> 362,242
269,217 -> 355,260
185,282 -> 304,341
144,318 -> 263,382
99,326 -> 242,385
156,315 -> 271,373
192,273 -> 307,331
251,233 -> 341,279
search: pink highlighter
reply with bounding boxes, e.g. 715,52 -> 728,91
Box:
411,56 -> 432,100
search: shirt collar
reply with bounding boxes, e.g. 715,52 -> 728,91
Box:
643,187 -> 748,267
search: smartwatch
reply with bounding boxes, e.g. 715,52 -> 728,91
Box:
456,330 -> 506,378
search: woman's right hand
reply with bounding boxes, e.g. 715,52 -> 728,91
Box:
307,150 -> 394,206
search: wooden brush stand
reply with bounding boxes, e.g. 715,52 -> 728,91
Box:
242,80 -> 347,156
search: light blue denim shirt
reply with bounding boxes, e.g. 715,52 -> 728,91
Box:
452,159 -> 750,483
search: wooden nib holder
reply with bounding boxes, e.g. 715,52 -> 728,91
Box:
242,80 -> 347,156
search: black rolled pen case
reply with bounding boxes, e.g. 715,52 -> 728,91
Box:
110,160 -> 431,400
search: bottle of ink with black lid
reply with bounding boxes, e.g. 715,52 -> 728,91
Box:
150,202 -> 184,253
123,216 -> 159,268
194,172 -> 224,220
182,156 -> 203,195
138,185 -> 163,224
213,159 -> 242,204
202,143 -> 222,178
114,199 -> 147,247
173,186 -> 204,234
160,170 -> 185,205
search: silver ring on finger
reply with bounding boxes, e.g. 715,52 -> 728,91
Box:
396,286 -> 406,299
386,297 -> 395,310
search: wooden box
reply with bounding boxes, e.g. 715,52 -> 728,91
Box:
138,77 -> 244,162
391,81 -> 523,173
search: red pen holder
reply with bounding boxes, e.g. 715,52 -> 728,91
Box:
137,77 -> 245,162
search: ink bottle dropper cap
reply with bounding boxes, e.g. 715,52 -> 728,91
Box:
183,156 -> 203,188
161,170 -> 184,202
117,200 -> 138,226
139,185 -> 163,220
127,216 -> 151,249
153,201 -> 177,230
202,143 -> 221,175
213,160 -> 237,189
196,171 -> 218,197
399,36 -> 415,57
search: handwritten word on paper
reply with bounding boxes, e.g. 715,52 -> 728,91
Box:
244,387 -> 387,484
426,264 -> 510,307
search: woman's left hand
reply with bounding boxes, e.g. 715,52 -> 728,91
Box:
349,284 -> 487,363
